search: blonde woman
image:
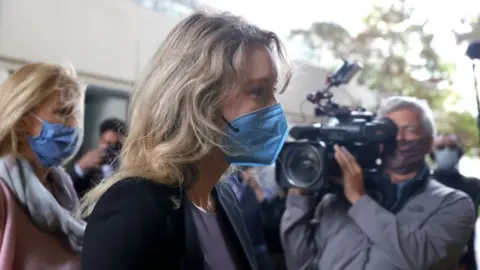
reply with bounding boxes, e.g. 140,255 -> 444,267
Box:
0,63 -> 86,270
79,12 -> 291,270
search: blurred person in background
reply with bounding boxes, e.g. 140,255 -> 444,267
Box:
475,214 -> 480,270
226,166 -> 274,270
229,166 -> 288,270
255,166 -> 288,270
255,164 -> 283,197
0,63 -> 86,270
281,96 -> 475,270
78,11 -> 291,270
432,134 -> 480,270
67,118 -> 126,196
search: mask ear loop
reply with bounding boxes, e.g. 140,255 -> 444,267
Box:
29,113 -> 43,123
20,113 -> 43,139
222,117 -> 240,133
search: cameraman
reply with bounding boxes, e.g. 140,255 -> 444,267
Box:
68,118 -> 126,196
281,96 -> 475,270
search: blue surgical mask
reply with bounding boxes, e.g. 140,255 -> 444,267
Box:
27,115 -> 79,168
224,103 -> 288,166
435,148 -> 460,170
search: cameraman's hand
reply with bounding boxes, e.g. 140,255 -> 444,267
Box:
334,145 -> 365,204
241,168 -> 265,201
288,188 -> 312,196
77,148 -> 104,170
241,168 -> 260,190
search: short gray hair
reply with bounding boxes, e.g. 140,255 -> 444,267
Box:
376,96 -> 436,137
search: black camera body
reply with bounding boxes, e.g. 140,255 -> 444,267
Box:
275,60 -> 398,191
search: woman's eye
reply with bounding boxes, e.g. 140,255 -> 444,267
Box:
405,128 -> 420,136
54,107 -> 77,123
250,86 -> 265,96
58,106 -> 76,116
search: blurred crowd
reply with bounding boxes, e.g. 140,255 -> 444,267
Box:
0,10 -> 480,270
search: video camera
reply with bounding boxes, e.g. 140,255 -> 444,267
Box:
275,60 -> 398,191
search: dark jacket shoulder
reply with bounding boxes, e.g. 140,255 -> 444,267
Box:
82,177 -> 184,270
96,177 -> 180,206
215,180 -> 240,202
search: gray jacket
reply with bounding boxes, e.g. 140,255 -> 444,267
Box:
280,180 -> 475,270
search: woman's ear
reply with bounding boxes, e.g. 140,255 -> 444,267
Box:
17,114 -> 37,137
426,136 -> 434,154
15,115 -> 28,132
12,118 -> 29,144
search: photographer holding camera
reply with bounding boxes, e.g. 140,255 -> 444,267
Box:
281,96 -> 475,270
68,118 -> 126,196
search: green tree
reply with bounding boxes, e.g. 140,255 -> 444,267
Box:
291,0 -> 478,151
454,15 -> 480,44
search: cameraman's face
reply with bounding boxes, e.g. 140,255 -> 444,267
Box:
99,130 -> 122,150
386,108 -> 424,141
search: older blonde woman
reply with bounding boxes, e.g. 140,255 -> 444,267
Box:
0,63 -> 86,270
79,11 -> 291,270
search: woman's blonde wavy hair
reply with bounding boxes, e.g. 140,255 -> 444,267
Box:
0,62 -> 84,160
78,11 -> 292,217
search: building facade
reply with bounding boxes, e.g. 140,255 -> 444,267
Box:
0,0 -> 378,129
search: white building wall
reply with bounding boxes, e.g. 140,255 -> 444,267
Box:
81,91 -> 129,152
0,0 -> 182,90
0,0 -> 379,121
0,68 -> 8,84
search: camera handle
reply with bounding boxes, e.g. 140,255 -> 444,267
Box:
305,59 -> 363,118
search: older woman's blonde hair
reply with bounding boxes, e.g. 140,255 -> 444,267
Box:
78,11 -> 292,217
0,62 -> 85,159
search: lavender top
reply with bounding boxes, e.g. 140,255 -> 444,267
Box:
189,201 -> 242,270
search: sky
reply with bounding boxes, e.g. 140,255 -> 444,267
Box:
200,0 -> 480,114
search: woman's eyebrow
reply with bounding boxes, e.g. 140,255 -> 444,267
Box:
246,76 -> 271,86
245,70 -> 277,86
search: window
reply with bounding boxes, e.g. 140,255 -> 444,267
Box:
75,86 -> 129,158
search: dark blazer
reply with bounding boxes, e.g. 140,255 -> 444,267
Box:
81,177 -> 259,270
236,185 -> 272,270
66,166 -> 103,197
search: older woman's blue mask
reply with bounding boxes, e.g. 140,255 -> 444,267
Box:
27,114 -> 79,168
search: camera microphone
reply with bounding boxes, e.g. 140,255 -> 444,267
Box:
465,41 -> 480,138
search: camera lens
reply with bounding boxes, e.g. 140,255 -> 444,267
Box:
282,144 -> 324,188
